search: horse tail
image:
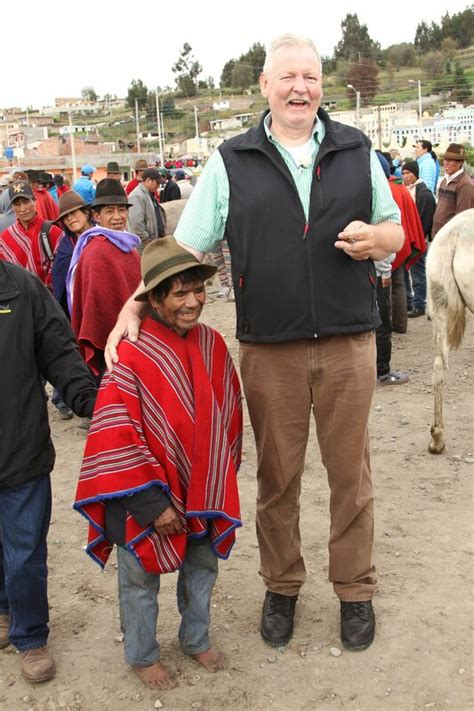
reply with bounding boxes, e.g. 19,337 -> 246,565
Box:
446,283 -> 466,350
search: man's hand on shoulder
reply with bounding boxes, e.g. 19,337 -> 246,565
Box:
153,506 -> 183,536
104,286 -> 149,371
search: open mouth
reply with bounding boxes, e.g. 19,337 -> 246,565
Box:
288,99 -> 308,108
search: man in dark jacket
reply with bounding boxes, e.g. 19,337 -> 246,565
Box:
402,160 -> 436,317
0,262 -> 96,683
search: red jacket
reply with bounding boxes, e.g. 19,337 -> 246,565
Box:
388,181 -> 426,272
34,188 -> 59,221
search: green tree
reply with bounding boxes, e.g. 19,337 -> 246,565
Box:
334,13 -> 381,63
238,42 -> 266,82
440,8 -> 474,48
126,79 -> 148,110
220,59 -> 236,88
172,43 -> 202,96
231,63 -> 254,92
384,42 -> 416,69
421,51 -> 445,79
81,86 -> 98,102
346,61 -> 379,105
414,21 -> 442,53
451,62 -> 472,103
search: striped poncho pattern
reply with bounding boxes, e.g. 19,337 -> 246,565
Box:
74,317 -> 243,574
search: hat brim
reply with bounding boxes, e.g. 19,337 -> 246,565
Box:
134,261 -> 217,301
443,153 -> 464,161
91,196 -> 132,209
55,204 -> 90,223
10,192 -> 35,203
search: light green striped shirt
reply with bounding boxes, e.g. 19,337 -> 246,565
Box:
175,113 -> 401,252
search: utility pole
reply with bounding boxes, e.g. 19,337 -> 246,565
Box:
135,99 -> 141,153
346,84 -> 361,129
194,105 -> 201,161
194,105 -> 199,138
409,79 -> 423,127
68,111 -> 77,182
376,106 -> 382,150
155,90 -> 164,168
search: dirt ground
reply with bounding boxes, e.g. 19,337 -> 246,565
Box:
1,288 -> 472,711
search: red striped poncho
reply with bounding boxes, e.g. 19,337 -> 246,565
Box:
0,215 -> 63,287
74,317 -> 242,574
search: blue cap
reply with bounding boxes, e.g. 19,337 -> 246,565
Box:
81,164 -> 95,176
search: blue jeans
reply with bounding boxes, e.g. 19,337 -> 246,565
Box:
117,537 -> 218,667
0,476 -> 52,651
410,252 -> 426,311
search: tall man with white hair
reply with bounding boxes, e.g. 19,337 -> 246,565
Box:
107,33 -> 403,651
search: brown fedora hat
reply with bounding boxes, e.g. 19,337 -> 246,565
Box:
134,236 -> 217,302
56,190 -> 87,222
443,143 -> 465,161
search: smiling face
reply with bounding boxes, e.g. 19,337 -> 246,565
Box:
93,204 -> 128,231
62,208 -> 90,236
148,277 -> 206,336
259,43 -> 322,142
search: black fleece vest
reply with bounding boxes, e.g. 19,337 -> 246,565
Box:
218,109 -> 380,343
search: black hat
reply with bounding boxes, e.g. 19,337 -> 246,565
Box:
9,181 -> 35,203
142,168 -> 162,182
39,171 -> 54,185
91,178 -> 132,208
402,160 -> 419,178
106,161 -> 121,174
25,169 -> 40,182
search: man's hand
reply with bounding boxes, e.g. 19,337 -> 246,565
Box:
153,506 -> 183,536
381,276 -> 391,288
105,313 -> 142,371
336,220 -> 404,261
334,221 -> 376,261
104,284 -> 149,371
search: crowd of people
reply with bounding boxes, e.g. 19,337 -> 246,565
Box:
0,32 -> 473,693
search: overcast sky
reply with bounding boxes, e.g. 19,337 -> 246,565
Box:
3,0 -> 470,108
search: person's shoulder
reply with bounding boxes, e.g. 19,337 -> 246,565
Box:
0,260 -> 42,293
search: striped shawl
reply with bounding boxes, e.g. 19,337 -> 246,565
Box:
74,318 -> 242,574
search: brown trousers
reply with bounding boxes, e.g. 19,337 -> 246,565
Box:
239,333 -> 377,601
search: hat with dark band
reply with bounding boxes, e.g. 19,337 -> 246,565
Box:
134,236 -> 217,302
91,178 -> 132,208
106,161 -> 121,174
443,143 -> 465,162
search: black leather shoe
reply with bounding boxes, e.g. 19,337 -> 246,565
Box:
340,601 -> 375,651
408,308 -> 425,318
260,591 -> 298,646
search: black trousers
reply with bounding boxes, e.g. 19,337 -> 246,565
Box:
376,277 -> 392,377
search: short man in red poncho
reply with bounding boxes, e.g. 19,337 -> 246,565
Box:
74,237 -> 242,691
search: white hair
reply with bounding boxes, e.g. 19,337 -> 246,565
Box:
263,33 -> 322,74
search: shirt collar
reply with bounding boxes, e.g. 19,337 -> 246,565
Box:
263,111 -> 322,145
446,167 -> 464,184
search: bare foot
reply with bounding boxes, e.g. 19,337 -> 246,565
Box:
191,648 -> 226,673
132,661 -> 177,690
